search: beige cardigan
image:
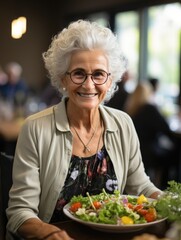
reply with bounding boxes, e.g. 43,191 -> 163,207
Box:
6,98 -> 160,235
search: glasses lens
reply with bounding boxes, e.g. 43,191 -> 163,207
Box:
68,69 -> 110,85
71,70 -> 85,84
92,70 -> 108,84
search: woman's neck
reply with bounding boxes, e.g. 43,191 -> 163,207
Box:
66,100 -> 101,130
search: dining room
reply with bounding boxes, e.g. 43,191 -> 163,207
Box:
0,1 -> 181,240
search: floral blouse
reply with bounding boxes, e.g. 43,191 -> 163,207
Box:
50,146 -> 118,222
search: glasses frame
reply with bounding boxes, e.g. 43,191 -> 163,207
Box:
66,69 -> 111,85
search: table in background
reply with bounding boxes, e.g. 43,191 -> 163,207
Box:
54,220 -> 169,240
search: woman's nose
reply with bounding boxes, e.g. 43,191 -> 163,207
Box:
82,74 -> 95,87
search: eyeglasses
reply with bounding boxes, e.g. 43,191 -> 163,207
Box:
66,69 -> 111,85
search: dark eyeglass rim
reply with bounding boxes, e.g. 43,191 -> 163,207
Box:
66,70 -> 111,85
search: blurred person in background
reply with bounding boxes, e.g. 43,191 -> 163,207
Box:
124,82 -> 179,190
0,65 -> 8,85
148,77 -> 160,105
0,62 -> 28,108
0,62 -> 62,155
149,77 -> 159,92
23,77 -> 63,118
0,62 -> 29,155
39,77 -> 63,107
105,70 -> 130,111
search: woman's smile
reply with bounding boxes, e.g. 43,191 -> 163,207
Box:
77,92 -> 98,98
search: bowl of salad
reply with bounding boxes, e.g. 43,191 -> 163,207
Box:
63,189 -> 166,233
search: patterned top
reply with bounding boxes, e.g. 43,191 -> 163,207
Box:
50,146 -> 118,222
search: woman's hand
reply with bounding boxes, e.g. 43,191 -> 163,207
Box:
40,229 -> 74,240
18,218 -> 74,240
149,191 -> 163,199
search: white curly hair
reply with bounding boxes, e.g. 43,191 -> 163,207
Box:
43,19 -> 127,103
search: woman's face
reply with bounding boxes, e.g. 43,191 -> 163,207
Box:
62,50 -> 112,110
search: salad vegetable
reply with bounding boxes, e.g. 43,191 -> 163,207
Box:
68,189 -> 160,225
155,180 -> 181,222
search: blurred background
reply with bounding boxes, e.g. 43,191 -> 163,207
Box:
0,0 -> 181,106
0,0 -> 181,188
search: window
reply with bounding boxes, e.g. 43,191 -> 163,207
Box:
87,12 -> 109,27
148,3 -> 181,108
115,11 -> 139,92
87,2 -> 181,105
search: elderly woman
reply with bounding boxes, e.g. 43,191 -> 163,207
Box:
6,20 -> 161,240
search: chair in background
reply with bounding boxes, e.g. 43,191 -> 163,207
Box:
0,152 -> 13,240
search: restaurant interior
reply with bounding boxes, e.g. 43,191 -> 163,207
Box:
0,0 -> 181,239
1,0 -> 180,180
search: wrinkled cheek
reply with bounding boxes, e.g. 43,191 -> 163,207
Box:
98,91 -> 107,102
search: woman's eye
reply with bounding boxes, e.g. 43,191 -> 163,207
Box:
73,71 -> 85,77
93,71 -> 104,78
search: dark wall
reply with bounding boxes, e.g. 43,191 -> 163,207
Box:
0,1 -> 62,90
0,0 -> 179,90
63,0 -> 179,19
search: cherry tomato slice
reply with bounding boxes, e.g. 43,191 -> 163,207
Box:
69,202 -> 82,212
127,203 -> 134,209
93,201 -> 102,209
144,208 -> 157,222
134,204 -> 143,211
137,209 -> 148,216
